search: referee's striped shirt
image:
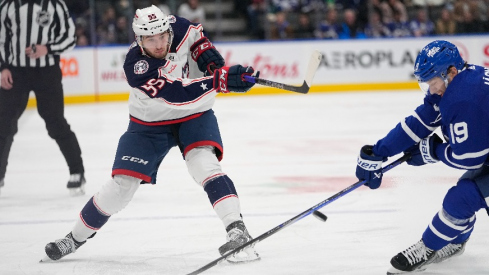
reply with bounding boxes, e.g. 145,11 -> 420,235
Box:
0,0 -> 76,70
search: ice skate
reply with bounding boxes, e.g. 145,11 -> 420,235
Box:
432,240 -> 467,264
67,173 -> 86,196
218,221 -> 260,263
42,232 -> 86,262
0,178 -> 4,195
387,239 -> 436,274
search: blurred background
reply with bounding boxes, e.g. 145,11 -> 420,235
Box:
69,0 -> 488,45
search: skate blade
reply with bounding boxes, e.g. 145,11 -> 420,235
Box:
386,266 -> 427,274
226,247 -> 260,263
39,255 -> 53,263
69,185 -> 85,196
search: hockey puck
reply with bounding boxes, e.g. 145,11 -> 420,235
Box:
313,210 -> 328,222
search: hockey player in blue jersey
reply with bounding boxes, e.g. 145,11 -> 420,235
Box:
356,40 -> 489,274
43,5 -> 260,263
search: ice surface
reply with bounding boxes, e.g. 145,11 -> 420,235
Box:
1,91 -> 488,275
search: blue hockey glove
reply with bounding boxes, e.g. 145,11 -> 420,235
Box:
356,145 -> 387,189
190,37 -> 225,75
213,65 -> 259,93
404,133 -> 443,166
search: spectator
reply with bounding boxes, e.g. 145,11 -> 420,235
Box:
269,11 -> 294,39
336,0 -> 369,28
115,0 -> 134,19
178,0 -> 206,25
75,18 -> 91,46
294,12 -> 315,39
365,10 -> 392,38
453,0 -> 478,24
337,9 -> 367,39
247,0 -> 267,39
97,6 -> 117,45
314,8 -> 340,39
115,16 -> 131,44
388,0 -> 408,23
410,8 -> 435,36
76,35 -> 89,46
435,7 -> 456,35
372,0 -> 394,24
387,9 -> 412,37
457,9 -> 484,33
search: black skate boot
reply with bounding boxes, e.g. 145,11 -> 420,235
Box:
387,239 -> 436,274
218,221 -> 260,263
67,173 -> 86,196
432,240 -> 468,264
43,232 -> 93,261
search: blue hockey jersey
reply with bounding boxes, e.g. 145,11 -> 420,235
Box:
373,64 -> 489,170
123,15 -> 217,125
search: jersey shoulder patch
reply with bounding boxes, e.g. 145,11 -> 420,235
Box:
134,60 -> 149,75
124,46 -> 167,87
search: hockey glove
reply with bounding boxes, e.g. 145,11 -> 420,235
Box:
404,133 -> 443,166
356,145 -> 387,189
213,65 -> 259,93
190,37 -> 225,75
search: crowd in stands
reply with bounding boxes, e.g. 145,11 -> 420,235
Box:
255,0 -> 489,40
66,0 -> 489,46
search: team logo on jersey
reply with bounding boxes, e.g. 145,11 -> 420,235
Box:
168,15 -> 176,23
36,11 -> 51,27
134,60 -> 149,74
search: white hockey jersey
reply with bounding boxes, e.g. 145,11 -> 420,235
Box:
123,15 -> 218,125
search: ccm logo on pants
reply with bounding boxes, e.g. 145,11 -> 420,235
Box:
121,156 -> 148,165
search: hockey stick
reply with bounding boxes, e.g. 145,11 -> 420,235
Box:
243,50 -> 322,94
186,153 -> 411,275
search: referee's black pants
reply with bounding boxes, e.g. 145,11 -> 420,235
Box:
0,65 -> 84,181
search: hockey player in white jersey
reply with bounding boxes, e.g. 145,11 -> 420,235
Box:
356,40 -> 489,274
43,5 -> 259,263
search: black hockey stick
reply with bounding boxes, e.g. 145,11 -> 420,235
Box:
186,153 -> 411,275
243,50 -> 322,94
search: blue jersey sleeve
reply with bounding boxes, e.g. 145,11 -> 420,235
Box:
373,94 -> 442,157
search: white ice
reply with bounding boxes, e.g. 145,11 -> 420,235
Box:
1,90 -> 488,275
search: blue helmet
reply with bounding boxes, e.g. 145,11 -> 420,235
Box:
414,40 -> 465,82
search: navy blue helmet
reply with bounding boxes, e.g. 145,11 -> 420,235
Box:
414,40 -> 465,82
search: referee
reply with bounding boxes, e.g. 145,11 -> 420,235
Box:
0,0 -> 85,196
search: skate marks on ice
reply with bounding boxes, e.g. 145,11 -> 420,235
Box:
1,93 -> 488,274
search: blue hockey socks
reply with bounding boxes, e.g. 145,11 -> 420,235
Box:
422,179 -> 486,250
79,196 -> 111,230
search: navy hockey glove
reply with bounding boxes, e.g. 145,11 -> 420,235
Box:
404,133 -> 443,166
213,65 -> 259,93
356,145 -> 387,189
190,37 -> 225,75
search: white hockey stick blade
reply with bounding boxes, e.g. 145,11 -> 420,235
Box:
304,50 -> 322,87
